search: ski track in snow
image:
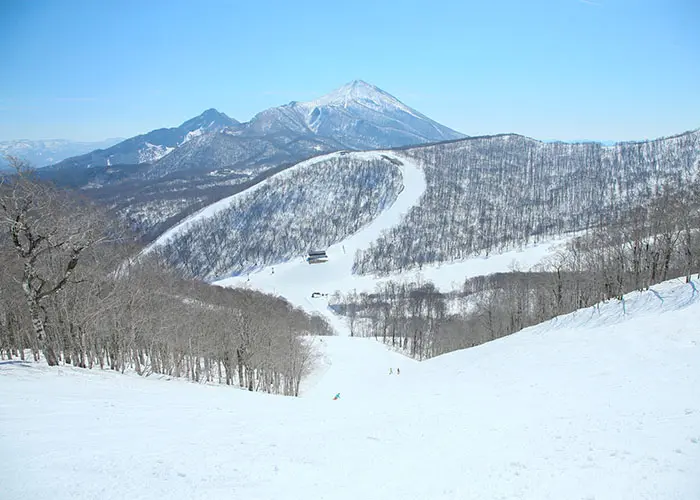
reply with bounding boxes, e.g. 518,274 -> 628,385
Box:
2,278 -> 699,500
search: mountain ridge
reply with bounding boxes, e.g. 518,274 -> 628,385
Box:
47,80 -> 465,175
0,138 -> 123,169
46,109 -> 239,170
392,127 -> 700,152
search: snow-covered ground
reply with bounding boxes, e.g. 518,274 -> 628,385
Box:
56,145 -> 695,499
2,277 -> 699,500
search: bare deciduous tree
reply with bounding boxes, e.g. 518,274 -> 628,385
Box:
0,158 -> 110,365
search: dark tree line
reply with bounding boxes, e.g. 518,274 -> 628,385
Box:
1,160 -> 330,396
337,178 -> 700,359
333,281 -> 452,360
354,130 -> 700,275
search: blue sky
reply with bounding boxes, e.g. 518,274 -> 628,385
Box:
1,0 -> 698,142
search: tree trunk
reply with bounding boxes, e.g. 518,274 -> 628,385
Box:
25,294 -> 58,366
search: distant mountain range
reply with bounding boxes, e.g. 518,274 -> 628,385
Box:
0,138 -> 122,170
48,108 -> 240,171
44,80 -> 464,179
31,80 -> 465,239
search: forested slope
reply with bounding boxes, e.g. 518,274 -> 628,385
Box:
154,152 -> 405,279
353,130 -> 700,274
0,164 -> 330,395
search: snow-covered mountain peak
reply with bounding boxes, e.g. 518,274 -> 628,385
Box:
179,108 -> 239,133
44,82 -> 464,181
311,80 -> 390,104
298,80 -> 420,118
236,80 -> 464,147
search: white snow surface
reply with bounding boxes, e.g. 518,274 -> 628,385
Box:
214,166 -> 571,332
218,235 -> 572,311
2,277 -> 699,500
148,144 -> 569,324
208,144 -> 577,334
211,149 -> 427,326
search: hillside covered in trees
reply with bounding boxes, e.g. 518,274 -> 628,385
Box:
336,178 -> 700,359
144,129 -> 700,285
152,152 -> 405,279
0,161 -> 331,396
354,130 -> 700,274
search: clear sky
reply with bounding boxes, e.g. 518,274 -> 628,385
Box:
1,0 -> 698,142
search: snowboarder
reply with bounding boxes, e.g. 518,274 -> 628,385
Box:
389,368 -> 393,375
397,368 -> 400,375
333,393 -> 341,400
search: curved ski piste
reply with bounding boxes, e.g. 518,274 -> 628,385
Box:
213,149 -> 427,336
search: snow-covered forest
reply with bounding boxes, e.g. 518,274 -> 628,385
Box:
0,161 -> 331,395
353,131 -> 700,274
155,154 -> 404,279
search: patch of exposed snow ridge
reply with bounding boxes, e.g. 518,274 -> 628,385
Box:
180,127 -> 204,146
138,142 -> 175,163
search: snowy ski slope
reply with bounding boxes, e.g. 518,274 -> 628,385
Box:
212,149 -> 572,334
212,149 -> 426,332
30,148 -> 691,499
2,277 -> 699,500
